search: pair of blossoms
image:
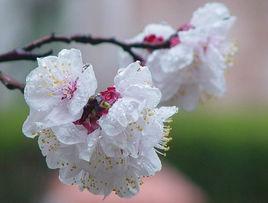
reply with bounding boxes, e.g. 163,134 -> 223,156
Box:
22,2 -> 236,198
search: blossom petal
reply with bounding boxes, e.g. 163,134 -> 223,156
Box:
24,59 -> 60,112
58,49 -> 83,74
99,98 -> 144,136
115,62 -> 154,94
124,85 -> 161,108
52,123 -> 87,145
138,149 -> 162,176
22,109 -> 48,138
69,64 -> 97,116
156,106 -> 178,121
157,45 -> 194,73
191,3 -> 232,28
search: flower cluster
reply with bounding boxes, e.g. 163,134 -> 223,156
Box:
23,49 -> 177,197
22,2 -> 237,199
119,2 -> 237,111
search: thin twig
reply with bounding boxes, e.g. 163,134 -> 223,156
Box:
0,49 -> 53,62
0,71 -> 25,92
0,33 -> 172,63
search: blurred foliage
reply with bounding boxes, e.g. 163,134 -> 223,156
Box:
0,102 -> 48,203
168,107 -> 268,203
0,104 -> 267,203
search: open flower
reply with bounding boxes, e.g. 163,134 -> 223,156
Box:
172,2 -> 237,110
99,62 -> 177,158
23,49 -> 97,137
118,2 -> 237,111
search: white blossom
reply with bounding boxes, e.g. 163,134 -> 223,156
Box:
174,2 -> 237,110
99,62 -> 177,159
23,49 -> 97,137
118,3 -> 237,111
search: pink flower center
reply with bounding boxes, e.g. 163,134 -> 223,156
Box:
143,34 -> 165,55
73,115 -> 99,134
61,78 -> 78,100
100,86 -> 120,106
143,34 -> 164,44
74,86 -> 120,134
73,98 -> 99,134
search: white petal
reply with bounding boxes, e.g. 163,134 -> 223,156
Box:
123,85 -> 161,108
115,62 -> 153,93
37,129 -> 61,157
99,135 -> 126,157
59,163 -> 83,180
138,149 -> 162,176
69,64 -> 97,116
191,3 -> 232,28
205,44 -> 226,71
142,118 -> 163,149
46,153 -> 63,169
44,103 -> 82,126
179,28 -> 207,48
99,98 -> 143,136
52,124 -> 99,162
58,49 -> 83,74
146,52 -> 184,101
22,109 -> 48,138
85,129 -> 100,161
208,16 -> 236,37
37,128 -> 79,169
52,123 -> 87,145
156,106 -> 178,121
24,62 -> 60,112
59,169 -> 83,185
158,45 -> 194,73
113,171 -> 140,198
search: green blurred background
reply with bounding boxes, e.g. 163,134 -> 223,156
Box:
0,0 -> 267,203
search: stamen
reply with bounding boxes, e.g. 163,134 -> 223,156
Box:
61,77 -> 78,100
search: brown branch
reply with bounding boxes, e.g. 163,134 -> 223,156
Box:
0,71 -> 25,93
0,33 -> 175,92
0,49 -> 53,62
0,33 -> 172,63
